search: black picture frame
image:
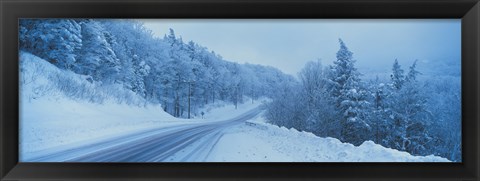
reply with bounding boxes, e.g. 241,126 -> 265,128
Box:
1,0 -> 479,180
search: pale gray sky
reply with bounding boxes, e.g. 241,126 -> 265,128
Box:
141,19 -> 460,77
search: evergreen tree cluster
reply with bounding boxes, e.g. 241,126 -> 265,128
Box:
20,19 -> 294,118
266,39 -> 461,161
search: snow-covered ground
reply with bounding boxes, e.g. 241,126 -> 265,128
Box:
19,52 -> 262,161
20,96 -> 262,158
19,51 -> 449,162
207,115 -> 450,162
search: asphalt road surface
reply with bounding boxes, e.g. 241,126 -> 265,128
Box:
27,107 -> 263,162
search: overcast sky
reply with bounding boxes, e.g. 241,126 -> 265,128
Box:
141,19 -> 460,77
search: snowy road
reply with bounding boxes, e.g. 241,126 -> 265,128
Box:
27,107 -> 263,162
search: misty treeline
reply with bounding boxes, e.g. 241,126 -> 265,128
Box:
266,39 -> 461,161
19,19 -> 295,118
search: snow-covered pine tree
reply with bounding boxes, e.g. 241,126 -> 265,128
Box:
99,20 -> 137,92
406,60 -> 420,82
131,55 -> 151,98
228,62 -> 245,109
329,39 -> 370,146
163,29 -> 196,117
401,60 -> 431,155
76,20 -> 120,83
19,19 -> 82,70
341,77 -> 371,146
185,41 -> 210,109
387,60 -> 430,155
391,59 -> 405,90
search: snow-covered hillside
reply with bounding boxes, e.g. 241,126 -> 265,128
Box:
19,52 -> 262,160
20,52 -> 167,157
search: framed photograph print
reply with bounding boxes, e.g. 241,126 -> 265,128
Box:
1,0 -> 479,180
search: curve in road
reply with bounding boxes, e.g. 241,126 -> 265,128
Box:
27,106 -> 263,162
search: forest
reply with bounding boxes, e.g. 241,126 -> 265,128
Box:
19,19 -> 461,161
